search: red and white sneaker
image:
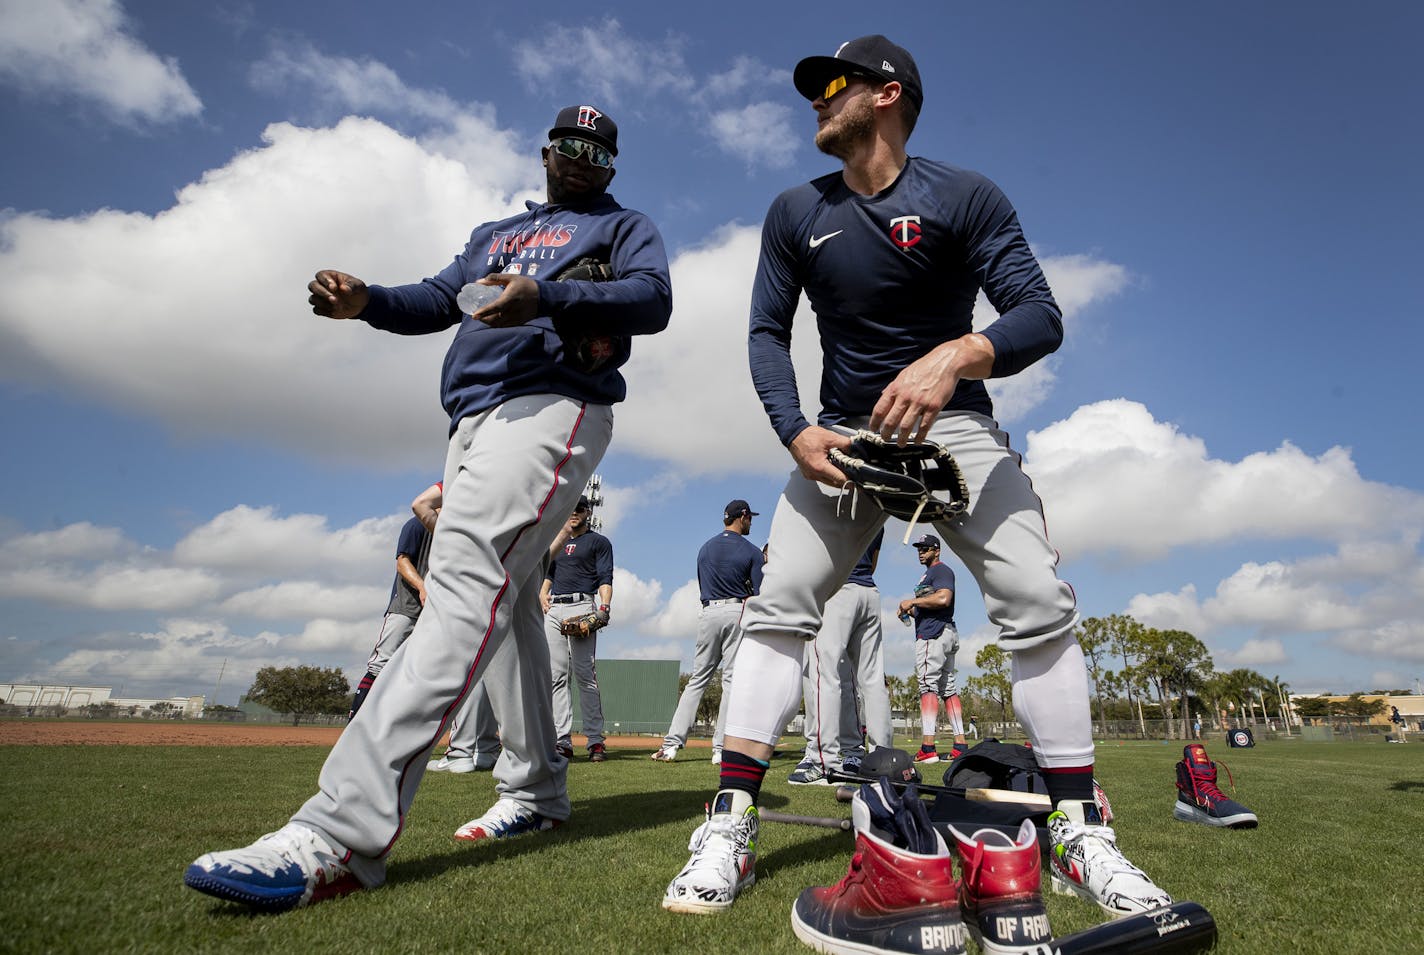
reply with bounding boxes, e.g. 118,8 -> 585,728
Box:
791,780 -> 967,954
913,747 -> 941,765
949,819 -> 1052,955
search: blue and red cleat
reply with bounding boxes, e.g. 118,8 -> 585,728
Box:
1173,744 -> 1257,829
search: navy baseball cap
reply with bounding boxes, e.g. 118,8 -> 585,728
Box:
793,35 -> 923,111
574,495 -> 591,512
548,105 -> 619,156
911,533 -> 940,549
724,499 -> 760,521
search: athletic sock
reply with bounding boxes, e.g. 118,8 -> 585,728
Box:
1043,764 -> 1094,805
717,750 -> 769,804
920,743 -> 938,755
347,671 -> 378,720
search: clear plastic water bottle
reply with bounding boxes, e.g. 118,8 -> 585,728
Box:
457,282 -> 501,314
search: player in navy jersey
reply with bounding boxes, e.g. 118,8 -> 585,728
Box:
542,496 -> 615,761
899,533 -> 967,764
652,500 -> 765,763
664,36 -> 1170,923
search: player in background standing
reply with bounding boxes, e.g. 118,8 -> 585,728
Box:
403,482 -> 502,774
542,496 -> 614,762
348,499 -> 433,720
788,529 -> 892,784
652,500 -> 765,764
662,37 -> 1170,926
186,104 -> 671,911
898,533 -> 966,764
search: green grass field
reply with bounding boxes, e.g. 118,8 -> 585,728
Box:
1,734 -> 1420,954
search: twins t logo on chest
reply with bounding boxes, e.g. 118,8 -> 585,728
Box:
888,215 -> 922,250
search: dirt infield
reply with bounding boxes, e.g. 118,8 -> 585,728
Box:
0,719 -> 681,750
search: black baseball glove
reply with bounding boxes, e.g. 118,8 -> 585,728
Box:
828,430 -> 970,525
552,257 -> 616,373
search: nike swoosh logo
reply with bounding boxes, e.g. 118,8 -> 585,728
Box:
808,230 -> 843,249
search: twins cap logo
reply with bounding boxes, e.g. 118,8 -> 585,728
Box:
889,214 -> 922,250
881,60 -> 895,73
576,106 -> 603,130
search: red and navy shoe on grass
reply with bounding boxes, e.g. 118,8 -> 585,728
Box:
791,780 -> 967,955
948,819 -> 1051,955
913,745 -> 941,765
1173,744 -> 1257,829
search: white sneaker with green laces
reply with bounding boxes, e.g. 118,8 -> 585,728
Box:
1047,800 -> 1171,918
662,790 -> 758,914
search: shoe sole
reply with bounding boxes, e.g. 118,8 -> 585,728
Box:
787,776 -> 830,786
790,899 -> 967,954
914,756 -> 941,764
1173,802 -> 1258,828
453,820 -> 562,842
660,873 -> 755,915
183,866 -> 361,911
1049,870 -> 1169,919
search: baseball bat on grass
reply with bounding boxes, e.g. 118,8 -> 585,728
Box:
1037,901 -> 1216,955
826,769 -> 1051,809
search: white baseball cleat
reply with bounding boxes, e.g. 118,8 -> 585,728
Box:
662,790 -> 758,914
1047,800 -> 1171,918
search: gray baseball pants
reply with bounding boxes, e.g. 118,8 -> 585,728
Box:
291,396 -> 611,888
442,682 -> 501,763
545,598 -> 605,749
800,582 -> 892,770
365,612 -> 418,674
662,601 -> 743,751
725,412 -> 1090,769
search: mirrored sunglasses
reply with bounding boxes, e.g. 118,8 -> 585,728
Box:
821,72 -> 872,101
549,137 -> 614,169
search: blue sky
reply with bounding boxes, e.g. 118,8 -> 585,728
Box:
2,0 -> 1421,705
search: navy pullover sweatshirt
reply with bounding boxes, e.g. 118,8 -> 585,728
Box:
360,193 -> 672,430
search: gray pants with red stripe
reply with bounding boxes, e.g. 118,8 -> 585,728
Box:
291,395 -> 612,888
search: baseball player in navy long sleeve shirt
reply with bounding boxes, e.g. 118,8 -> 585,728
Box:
188,105 -> 671,911
652,499 -> 765,762
665,36 -> 1170,923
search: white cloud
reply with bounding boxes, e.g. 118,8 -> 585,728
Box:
2,522 -> 133,561
0,116 -> 526,465
1220,638 -> 1288,667
643,578 -> 703,640
173,505 -> 398,581
977,254 -> 1130,422
0,563 -> 222,611
610,567 -> 664,627
219,582 -> 388,622
1025,399 -> 1424,559
0,0 -> 201,123
511,20 -> 695,105
708,102 -> 798,169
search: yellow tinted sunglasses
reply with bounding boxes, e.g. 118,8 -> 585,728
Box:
822,72 -> 871,101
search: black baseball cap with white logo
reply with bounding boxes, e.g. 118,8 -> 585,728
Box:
911,533 -> 940,549
548,105 -> 619,156
724,499 -> 760,521
793,35 -> 923,110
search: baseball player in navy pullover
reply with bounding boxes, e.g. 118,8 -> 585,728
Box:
187,105 -> 671,910
664,36 -> 1170,922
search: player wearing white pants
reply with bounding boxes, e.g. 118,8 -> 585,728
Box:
186,104 -> 673,912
